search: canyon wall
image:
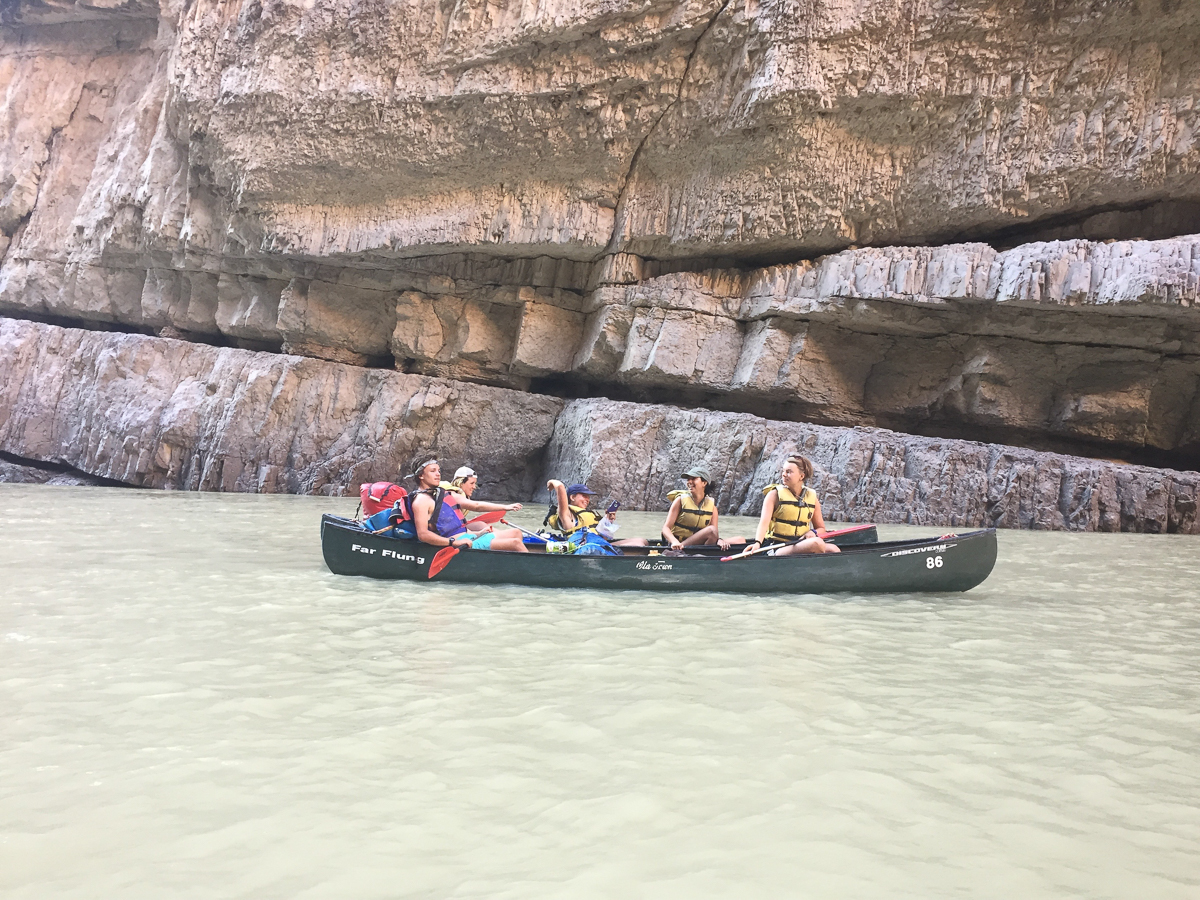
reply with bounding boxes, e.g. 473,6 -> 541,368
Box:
2,0 -> 1200,528
3,317 -> 1197,532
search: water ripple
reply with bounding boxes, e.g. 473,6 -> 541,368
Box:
1,485 -> 1198,899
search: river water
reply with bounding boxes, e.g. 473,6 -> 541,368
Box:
2,484 -> 1198,899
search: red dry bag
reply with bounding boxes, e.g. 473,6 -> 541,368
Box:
360,481 -> 408,516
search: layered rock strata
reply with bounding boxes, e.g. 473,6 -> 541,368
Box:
4,0 -> 1200,519
544,399 -> 1200,534
5,227 -> 1199,466
0,318 -> 562,496
3,318 -> 1197,532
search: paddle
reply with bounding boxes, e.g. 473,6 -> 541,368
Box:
465,509 -> 508,526
427,543 -> 463,578
719,525 -> 862,561
502,519 -> 550,543
427,511 -> 517,578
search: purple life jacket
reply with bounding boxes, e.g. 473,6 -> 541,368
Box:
426,488 -> 467,538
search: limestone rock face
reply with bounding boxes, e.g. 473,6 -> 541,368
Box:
3,318 -> 1196,532
3,0 -> 1200,519
0,318 -> 562,496
4,1 -> 1199,281
543,399 -> 1200,534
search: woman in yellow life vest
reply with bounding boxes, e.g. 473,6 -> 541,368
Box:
545,479 -> 648,547
746,455 -> 840,556
660,465 -> 742,551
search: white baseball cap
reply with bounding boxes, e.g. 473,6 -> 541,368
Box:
453,466 -> 476,480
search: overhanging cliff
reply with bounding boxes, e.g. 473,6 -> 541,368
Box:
2,0 -> 1200,526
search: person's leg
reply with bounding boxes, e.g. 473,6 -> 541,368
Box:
614,537 -> 649,547
772,534 -> 838,556
680,525 -> 718,547
485,529 -> 529,552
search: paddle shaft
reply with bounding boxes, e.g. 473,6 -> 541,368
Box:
502,519 -> 550,543
720,525 -> 858,561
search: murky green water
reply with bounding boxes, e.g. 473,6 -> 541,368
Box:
2,484 -> 1198,899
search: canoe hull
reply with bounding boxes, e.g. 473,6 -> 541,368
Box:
320,515 -> 996,594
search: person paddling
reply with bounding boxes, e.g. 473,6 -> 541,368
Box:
745,455 -> 840,556
440,466 -> 478,498
410,459 -> 527,553
442,465 -> 517,534
546,479 -> 648,547
660,466 -> 743,552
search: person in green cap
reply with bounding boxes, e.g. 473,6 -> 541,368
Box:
660,466 -> 744,551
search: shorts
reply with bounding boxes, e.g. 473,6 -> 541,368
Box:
464,531 -> 494,550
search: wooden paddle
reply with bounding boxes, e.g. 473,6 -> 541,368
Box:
719,525 -> 862,561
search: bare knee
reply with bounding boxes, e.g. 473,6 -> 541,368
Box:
681,526 -> 717,546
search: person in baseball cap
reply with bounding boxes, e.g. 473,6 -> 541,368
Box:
544,478 -> 647,546
660,464 -> 745,552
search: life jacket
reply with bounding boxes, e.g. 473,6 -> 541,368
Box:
666,489 -> 714,541
417,487 -> 467,538
545,503 -> 601,536
360,482 -> 407,517
438,480 -> 465,495
362,499 -> 414,538
764,484 -> 818,541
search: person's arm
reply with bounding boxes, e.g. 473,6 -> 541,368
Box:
458,497 -> 522,513
811,496 -> 827,536
413,494 -> 468,548
547,480 -> 575,531
712,506 -> 730,551
748,490 -> 777,551
660,497 -> 684,549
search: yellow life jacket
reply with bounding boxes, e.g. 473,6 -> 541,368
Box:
666,489 -> 715,541
547,503 -> 601,535
439,481 -> 465,495
764,484 -> 818,541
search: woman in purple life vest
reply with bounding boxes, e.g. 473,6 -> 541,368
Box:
408,459 -> 528,553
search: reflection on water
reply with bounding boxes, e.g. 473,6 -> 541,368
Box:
1,484 -> 1198,899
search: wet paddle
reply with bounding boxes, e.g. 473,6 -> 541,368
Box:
428,544 -> 461,578
719,525 -> 861,561
464,509 -> 508,526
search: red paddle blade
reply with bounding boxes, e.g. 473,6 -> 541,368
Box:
428,546 -> 459,578
465,510 -> 507,526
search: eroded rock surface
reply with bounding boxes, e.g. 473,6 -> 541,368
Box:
3,318 -> 1196,532
0,318 -> 562,496
3,1 -> 1200,519
544,399 -> 1200,534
